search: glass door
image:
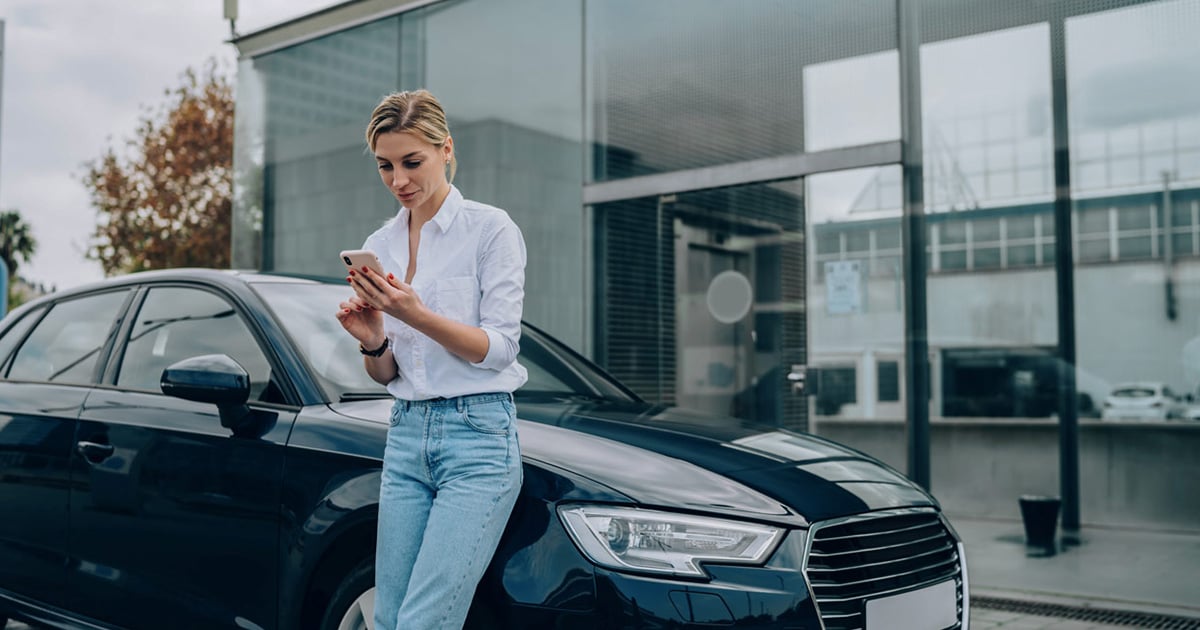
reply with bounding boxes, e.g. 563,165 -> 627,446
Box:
595,179 -> 808,428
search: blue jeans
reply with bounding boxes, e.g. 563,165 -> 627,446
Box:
374,392 -> 522,630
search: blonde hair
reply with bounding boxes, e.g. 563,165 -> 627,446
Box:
365,89 -> 457,183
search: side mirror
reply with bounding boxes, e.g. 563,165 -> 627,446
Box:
161,354 -> 276,438
161,354 -> 250,406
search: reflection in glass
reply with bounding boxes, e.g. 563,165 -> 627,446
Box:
586,0 -> 895,180
807,166 -> 904,420
922,24 -> 1054,213
245,0 -> 585,347
1067,0 -> 1200,410
409,0 -> 584,346
804,51 -> 900,153
9,292 -> 129,386
595,181 -> 806,428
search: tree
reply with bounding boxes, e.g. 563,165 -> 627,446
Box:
0,210 -> 37,279
82,59 -> 233,275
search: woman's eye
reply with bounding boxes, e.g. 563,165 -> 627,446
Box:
377,163 -> 392,171
403,161 -> 423,169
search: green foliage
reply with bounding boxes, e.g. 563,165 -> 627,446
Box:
0,210 -> 37,280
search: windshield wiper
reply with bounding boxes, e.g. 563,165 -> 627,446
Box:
339,391 -> 393,402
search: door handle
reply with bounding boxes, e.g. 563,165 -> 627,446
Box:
76,441 -> 115,463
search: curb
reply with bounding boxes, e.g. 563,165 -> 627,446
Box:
972,587 -> 1200,624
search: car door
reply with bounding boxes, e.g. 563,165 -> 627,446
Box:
0,290 -> 132,612
70,285 -> 296,630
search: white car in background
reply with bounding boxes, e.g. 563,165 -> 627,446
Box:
1101,382 -> 1185,421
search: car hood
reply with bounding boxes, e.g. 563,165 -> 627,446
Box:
330,396 -> 936,526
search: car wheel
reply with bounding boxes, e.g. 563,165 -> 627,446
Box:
319,558 -> 376,630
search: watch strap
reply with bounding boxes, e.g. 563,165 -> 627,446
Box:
359,337 -> 390,357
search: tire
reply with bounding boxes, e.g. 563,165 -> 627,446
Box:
319,558 -> 376,630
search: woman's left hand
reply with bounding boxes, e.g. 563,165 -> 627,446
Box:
349,267 -> 428,325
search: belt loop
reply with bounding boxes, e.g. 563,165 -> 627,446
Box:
456,395 -> 465,413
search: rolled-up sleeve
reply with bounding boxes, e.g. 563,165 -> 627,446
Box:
472,217 -> 526,371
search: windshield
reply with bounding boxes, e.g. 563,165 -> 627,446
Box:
250,280 -> 636,403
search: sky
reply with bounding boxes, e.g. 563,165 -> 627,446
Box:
0,0 -> 331,292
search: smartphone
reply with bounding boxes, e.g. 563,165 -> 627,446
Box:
340,249 -> 387,277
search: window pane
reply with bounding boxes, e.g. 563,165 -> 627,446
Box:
941,250 -> 968,271
973,218 -> 1001,243
974,247 -> 1002,269
0,307 -> 46,375
808,166 -> 904,420
877,361 -> 900,402
587,0 -> 896,180
815,367 -> 857,416
1117,206 -> 1153,230
1078,237 -> 1111,263
1068,1 -> 1200,431
10,291 -> 129,385
922,23 -> 1053,212
1007,215 -> 1036,240
804,51 -> 901,152
1117,236 -> 1153,260
1077,207 -> 1110,235
1008,244 -> 1038,267
117,288 -> 279,403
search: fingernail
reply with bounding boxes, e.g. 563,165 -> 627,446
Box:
343,308 -> 350,313
361,266 -> 368,272
348,270 -> 355,276
346,277 -> 352,283
388,273 -> 394,280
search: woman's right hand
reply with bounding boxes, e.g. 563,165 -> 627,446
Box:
336,294 -> 385,347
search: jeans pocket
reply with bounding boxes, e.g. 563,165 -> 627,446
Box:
389,400 -> 404,427
462,400 -> 511,435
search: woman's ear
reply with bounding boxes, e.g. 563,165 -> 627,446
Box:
443,136 -> 454,163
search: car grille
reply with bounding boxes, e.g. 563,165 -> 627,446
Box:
804,510 -> 964,630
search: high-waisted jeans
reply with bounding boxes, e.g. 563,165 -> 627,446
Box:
373,392 -> 522,630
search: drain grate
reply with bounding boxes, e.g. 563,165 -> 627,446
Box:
974,596 -> 1200,629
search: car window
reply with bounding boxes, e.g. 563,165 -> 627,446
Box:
250,281 -> 636,403
249,282 -> 383,399
116,287 -> 282,403
0,305 -> 47,374
7,291 -> 130,385
1112,387 -> 1155,398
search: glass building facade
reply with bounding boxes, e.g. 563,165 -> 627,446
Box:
234,0 -> 1200,529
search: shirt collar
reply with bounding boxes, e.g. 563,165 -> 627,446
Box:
390,185 -> 462,239
429,185 -> 463,234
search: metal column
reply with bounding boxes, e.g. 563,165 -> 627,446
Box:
898,0 -> 931,490
1050,15 -> 1081,545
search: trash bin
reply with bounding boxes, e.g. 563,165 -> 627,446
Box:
1018,495 -> 1061,557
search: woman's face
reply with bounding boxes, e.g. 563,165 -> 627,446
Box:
374,131 -> 453,217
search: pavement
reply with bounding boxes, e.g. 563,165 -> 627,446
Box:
6,516 -> 1199,629
952,514 -> 1200,627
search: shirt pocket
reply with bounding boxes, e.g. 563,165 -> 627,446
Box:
434,276 -> 480,325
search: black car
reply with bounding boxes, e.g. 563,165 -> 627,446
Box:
0,270 -> 968,630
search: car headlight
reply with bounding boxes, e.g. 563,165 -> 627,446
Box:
557,505 -> 784,577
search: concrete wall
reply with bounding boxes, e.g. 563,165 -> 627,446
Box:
811,418 -> 1200,532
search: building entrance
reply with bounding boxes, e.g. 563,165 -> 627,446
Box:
595,179 -> 808,428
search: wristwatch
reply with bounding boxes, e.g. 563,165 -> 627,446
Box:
359,337 -> 390,357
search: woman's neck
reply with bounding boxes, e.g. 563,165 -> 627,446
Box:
411,182 -> 452,226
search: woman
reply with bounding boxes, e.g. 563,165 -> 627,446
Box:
336,89 -> 527,630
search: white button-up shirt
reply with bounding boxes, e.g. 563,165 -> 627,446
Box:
363,186 -> 528,400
